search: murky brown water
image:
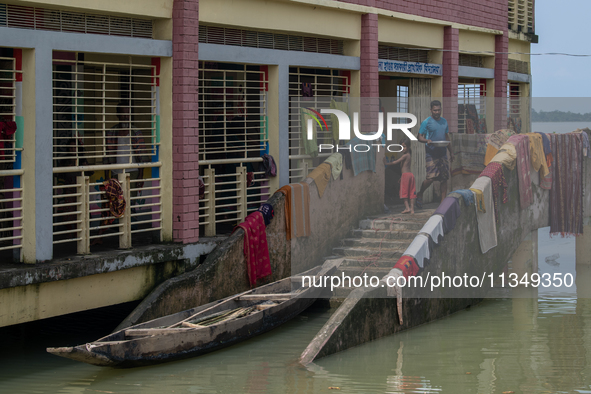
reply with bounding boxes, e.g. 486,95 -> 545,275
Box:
1,230 -> 590,394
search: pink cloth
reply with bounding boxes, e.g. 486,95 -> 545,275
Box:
508,135 -> 533,208
235,212 -> 272,287
399,172 -> 416,199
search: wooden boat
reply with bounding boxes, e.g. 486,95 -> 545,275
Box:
47,259 -> 341,368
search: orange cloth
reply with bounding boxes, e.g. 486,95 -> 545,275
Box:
308,162 -> 332,198
484,144 -> 499,166
277,183 -> 311,240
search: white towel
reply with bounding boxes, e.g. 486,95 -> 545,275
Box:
470,176 -> 497,253
383,268 -> 403,325
419,215 -> 444,244
402,234 -> 430,268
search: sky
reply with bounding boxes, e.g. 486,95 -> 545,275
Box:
530,0 -> 591,99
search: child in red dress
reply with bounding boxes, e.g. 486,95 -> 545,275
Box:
384,137 -> 416,214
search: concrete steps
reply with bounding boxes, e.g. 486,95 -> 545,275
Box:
326,206 -> 437,305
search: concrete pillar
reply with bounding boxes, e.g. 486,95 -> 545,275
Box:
442,26 -> 458,133
29,47 -> 54,263
494,33 -> 508,131
576,218 -> 591,266
275,64 -> 290,188
172,0 -> 200,243
360,13 -> 379,135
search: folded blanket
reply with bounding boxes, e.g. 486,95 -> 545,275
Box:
308,162 -> 331,198
403,234 -> 430,268
276,183 -> 311,240
324,152 -> 343,180
235,211 -> 272,287
491,143 -> 517,170
419,215 -> 444,244
470,176 -> 497,253
434,197 -> 461,233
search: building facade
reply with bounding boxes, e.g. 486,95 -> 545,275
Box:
0,0 -> 535,262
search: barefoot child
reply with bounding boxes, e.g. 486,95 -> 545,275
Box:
384,137 -> 416,214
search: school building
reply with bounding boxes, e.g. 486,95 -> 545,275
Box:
0,0 -> 536,325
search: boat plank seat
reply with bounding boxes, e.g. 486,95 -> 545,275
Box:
238,294 -> 293,301
125,328 -> 194,337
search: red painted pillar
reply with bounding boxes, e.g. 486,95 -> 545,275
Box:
442,26 -> 459,133
360,13 -> 379,133
172,0 -> 200,243
494,33 -> 509,132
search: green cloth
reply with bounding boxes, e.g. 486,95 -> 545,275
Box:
330,99 -> 349,142
300,108 -> 318,157
324,153 -> 343,180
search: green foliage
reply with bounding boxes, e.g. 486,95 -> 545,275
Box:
532,109 -> 591,122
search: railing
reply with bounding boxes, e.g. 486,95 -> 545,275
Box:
52,164 -> 162,254
0,169 -> 23,259
199,163 -> 270,237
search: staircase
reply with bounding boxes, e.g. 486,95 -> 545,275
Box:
326,204 -> 438,305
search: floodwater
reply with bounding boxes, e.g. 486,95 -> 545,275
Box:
1,231 -> 590,393
1,122 -> 589,393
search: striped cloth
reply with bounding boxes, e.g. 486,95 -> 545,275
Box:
277,183 -> 311,240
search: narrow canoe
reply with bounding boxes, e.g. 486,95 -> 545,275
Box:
47,259 -> 341,368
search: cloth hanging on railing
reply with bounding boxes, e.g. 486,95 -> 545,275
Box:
449,189 -> 474,207
507,135 -> 533,209
402,234 -> 430,269
470,176 -> 497,253
276,183 -> 311,240
307,163 -> 331,198
324,153 -> 343,180
549,133 -> 583,237
257,203 -> 274,227
419,215 -> 444,245
262,154 -> 277,177
385,267 -> 404,325
434,197 -> 461,234
490,143 -> 517,170
235,211 -> 272,287
346,137 -> 376,176
103,179 -> 126,219
479,162 -> 508,223
527,133 -> 550,177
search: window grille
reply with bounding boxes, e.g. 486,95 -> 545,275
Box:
458,79 -> 487,134
396,85 -> 409,114
0,171 -> 23,260
52,53 -> 158,170
378,45 -> 429,63
198,62 -> 270,237
0,53 -> 19,164
288,67 -> 350,183
0,3 -> 153,38
199,25 -> 344,55
507,82 -> 522,131
508,0 -> 534,34
508,59 -> 529,74
459,54 -> 484,68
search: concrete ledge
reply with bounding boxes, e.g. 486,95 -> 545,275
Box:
0,239 -> 224,290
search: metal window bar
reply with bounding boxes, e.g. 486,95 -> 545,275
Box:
458,80 -> 487,134
199,164 -> 271,237
52,165 -> 162,253
507,82 -> 522,131
0,55 -> 22,164
0,4 -> 153,38
52,54 -> 158,170
288,67 -> 350,183
198,63 -> 268,164
0,171 -> 23,259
